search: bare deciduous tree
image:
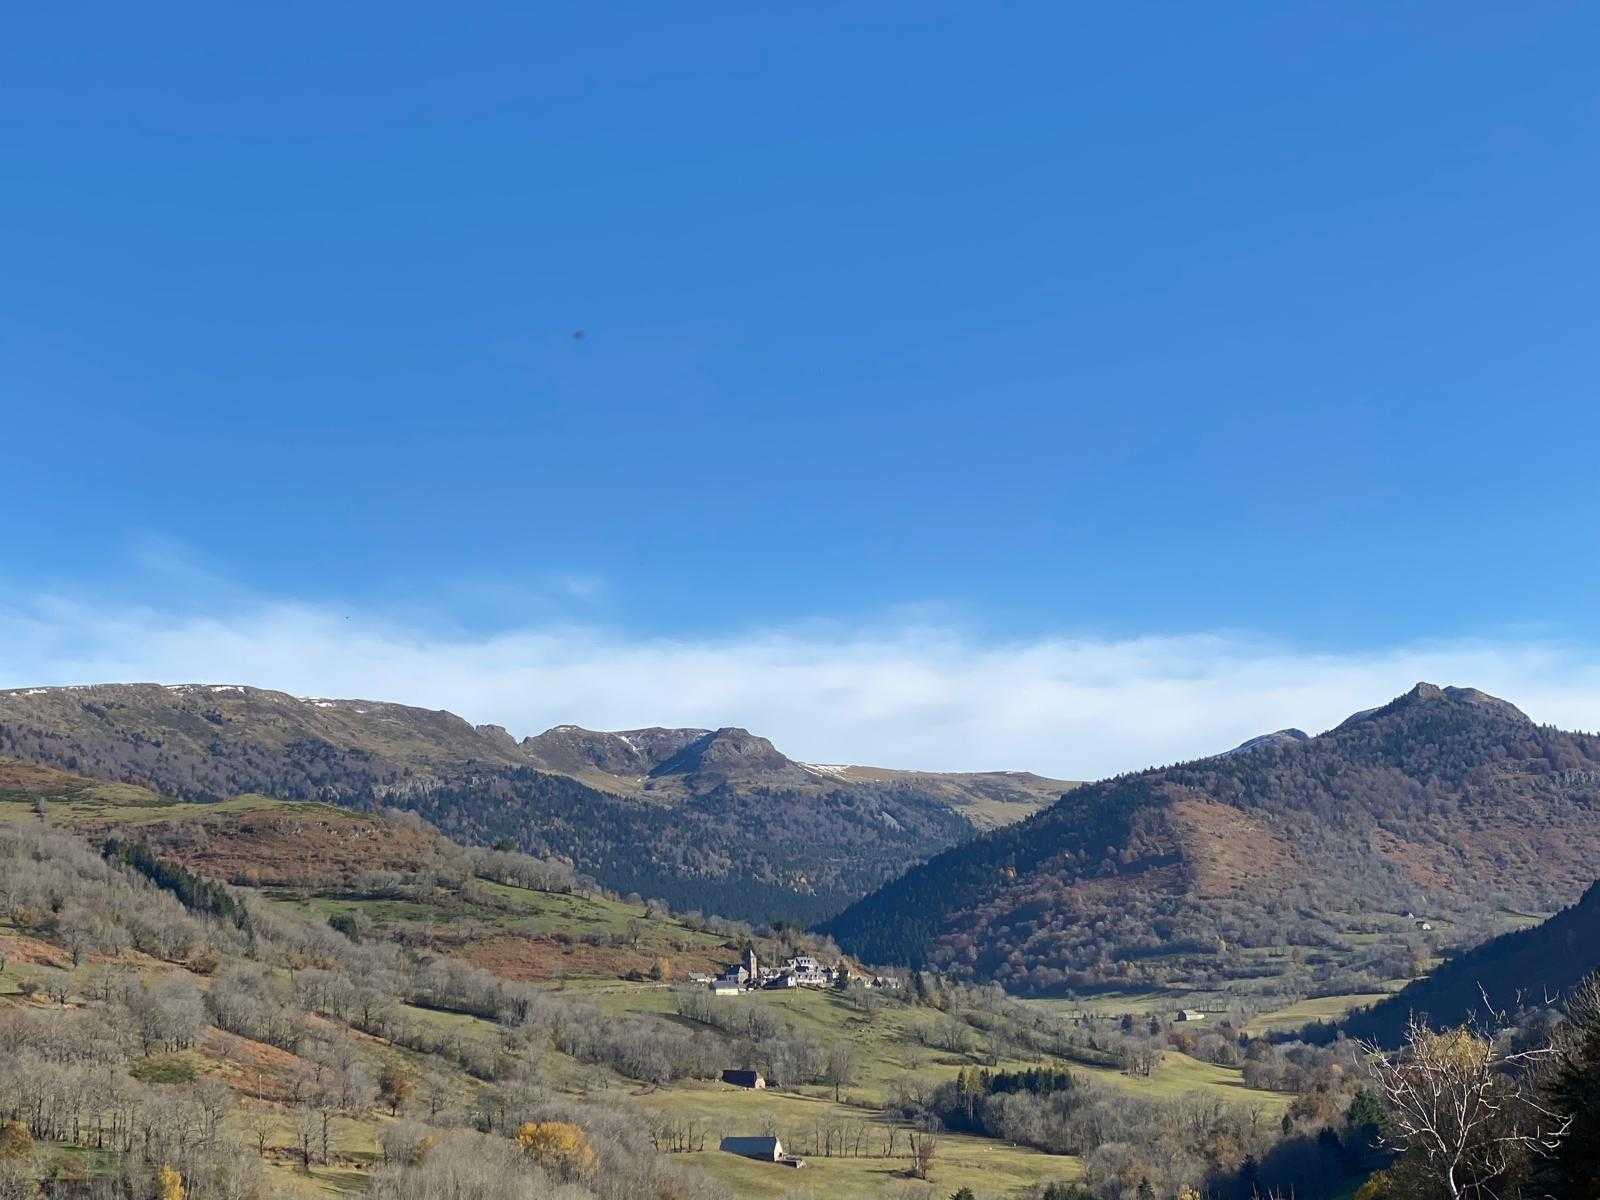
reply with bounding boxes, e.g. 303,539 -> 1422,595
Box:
824,1043 -> 856,1102
1364,1018 -> 1571,1200
289,1104 -> 321,1172
236,1107 -> 277,1159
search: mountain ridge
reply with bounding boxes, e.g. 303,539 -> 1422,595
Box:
517,719 -> 1077,819
0,681 -> 1071,923
824,682 -> 1600,996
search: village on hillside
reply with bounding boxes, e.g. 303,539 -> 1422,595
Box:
690,946 -> 902,996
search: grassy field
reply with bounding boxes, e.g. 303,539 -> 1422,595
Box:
0,778 -> 325,826
1244,992 -> 1400,1036
619,1079 -> 1081,1199
277,884 -> 707,942
328,936 -> 1296,1196
460,879 -> 729,952
1081,1050 -> 1290,1110
1019,990 -> 1184,1018
669,1134 -> 1074,1200
581,977 -> 1295,1113
258,982 -> 1094,1197
586,984 -> 1052,1099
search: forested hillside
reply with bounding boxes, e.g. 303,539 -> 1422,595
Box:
521,723 -> 1073,830
1340,880 -> 1600,1046
0,684 -> 1053,924
825,684 -> 1600,996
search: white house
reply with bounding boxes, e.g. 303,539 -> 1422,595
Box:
783,955 -> 831,986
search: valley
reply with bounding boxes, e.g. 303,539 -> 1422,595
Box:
18,9 -> 1600,1199
4,681 -> 1600,1200
0,754 -> 1373,1200
0,685 -> 1067,927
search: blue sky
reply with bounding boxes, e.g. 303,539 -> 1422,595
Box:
5,3 -> 1600,771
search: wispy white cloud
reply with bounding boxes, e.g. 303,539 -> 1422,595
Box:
4,594 -> 1600,778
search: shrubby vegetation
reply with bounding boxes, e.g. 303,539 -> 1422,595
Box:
671,988 -> 831,1086
0,821 -> 736,1199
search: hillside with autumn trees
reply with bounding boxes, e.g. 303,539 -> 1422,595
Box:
0,684 -> 1064,926
825,684 -> 1600,997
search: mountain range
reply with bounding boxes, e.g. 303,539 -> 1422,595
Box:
8,678 -> 1600,1003
518,720 -> 1069,826
824,684 -> 1600,996
0,683 -> 1071,924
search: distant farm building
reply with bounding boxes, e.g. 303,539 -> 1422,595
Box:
721,1069 -> 766,1089
1177,1009 -> 1207,1022
721,1136 -> 784,1161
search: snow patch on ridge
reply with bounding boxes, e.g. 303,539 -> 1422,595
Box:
802,763 -> 855,780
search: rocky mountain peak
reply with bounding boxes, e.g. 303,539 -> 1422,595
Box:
1337,682 -> 1532,731
649,727 -> 802,783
